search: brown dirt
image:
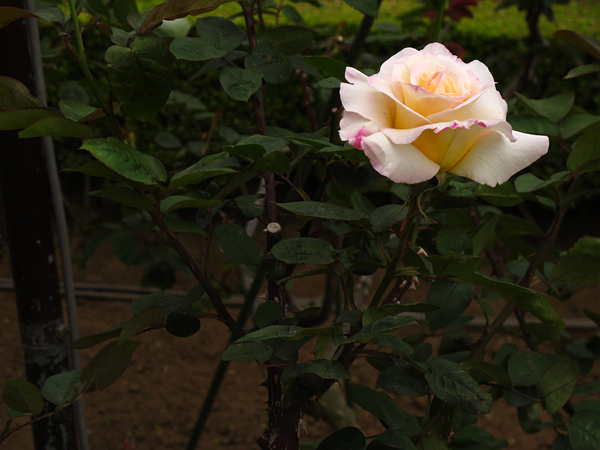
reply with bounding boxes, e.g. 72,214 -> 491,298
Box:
1,237 -> 599,450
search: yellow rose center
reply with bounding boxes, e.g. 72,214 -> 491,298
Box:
417,70 -> 460,97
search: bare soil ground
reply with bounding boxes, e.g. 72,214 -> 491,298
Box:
1,236 -> 599,450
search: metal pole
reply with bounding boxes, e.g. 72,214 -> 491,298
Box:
23,1 -> 90,448
0,2 -> 78,448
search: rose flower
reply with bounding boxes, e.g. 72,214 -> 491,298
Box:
339,43 -> 549,186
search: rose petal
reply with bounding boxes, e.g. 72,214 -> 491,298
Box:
449,130 -> 549,186
421,42 -> 456,58
464,59 -> 495,85
379,47 -> 420,79
339,113 -> 379,150
367,76 -> 430,129
341,68 -> 393,128
362,132 -> 440,184
380,118 -> 509,146
427,84 -> 507,123
399,81 -> 464,117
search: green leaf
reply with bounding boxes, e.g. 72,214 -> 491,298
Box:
451,426 -> 507,448
554,30 -> 600,61
169,153 -> 238,190
219,66 -> 262,102
339,315 -> 417,345
363,303 -> 437,327
81,138 -> 167,185
553,253 -> 600,286
301,56 -> 348,80
0,6 -> 42,29
514,92 -> 574,123
255,300 -> 282,329
348,384 -> 420,434
222,342 -> 273,362
170,16 -> 245,61
90,186 -> 154,210
0,76 -> 43,111
71,325 -> 124,349
565,63 -> 600,79
165,311 -> 201,337
111,229 -> 137,265
403,248 -> 433,274
462,273 -> 564,330
318,427 -> 366,450
131,293 -> 181,315
368,430 -> 417,449
575,381 -> 600,395
508,114 -> 560,138
0,108 -> 61,131
477,182 -> 523,207
119,305 -> 165,345
58,100 -> 97,122
261,26 -> 315,55
540,360 -> 579,414
139,0 -> 237,34
427,254 -> 485,277
281,4 -> 305,26
272,238 -> 335,265
425,281 -> 475,331
303,360 -> 348,379
159,196 -> 220,213
507,351 -> 551,387
370,204 -> 406,233
154,131 -> 181,150
41,370 -> 81,407
213,223 -> 260,265
567,132 -> 600,174
254,151 -> 290,174
161,218 -> 207,236
81,340 -> 141,391
238,325 -> 303,342
569,410 -> 600,450
235,194 -> 264,220
18,117 -> 93,139
343,230 -> 382,275
245,41 -> 294,85
560,114 -> 600,140
343,0 -> 378,17
2,380 -> 44,416
377,366 -> 427,398
514,173 -> 559,193
422,437 -> 448,450
277,201 -> 367,221
106,34 -> 173,121
460,361 -> 512,387
425,358 -> 492,414
472,215 -> 499,256
373,333 -> 414,355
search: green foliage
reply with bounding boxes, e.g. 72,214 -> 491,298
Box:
5,0 -> 600,447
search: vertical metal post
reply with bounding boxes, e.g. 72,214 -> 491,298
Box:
0,1 -> 78,448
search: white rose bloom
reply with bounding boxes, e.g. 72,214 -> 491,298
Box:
339,43 -> 549,186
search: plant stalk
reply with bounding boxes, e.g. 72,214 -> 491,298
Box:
66,0 -> 120,137
369,187 -> 421,307
185,261 -> 268,450
152,212 -> 245,338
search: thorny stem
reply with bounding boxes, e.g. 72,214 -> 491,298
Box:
66,0 -> 120,137
151,211 -> 245,338
0,412 -> 54,444
470,177 -> 579,360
